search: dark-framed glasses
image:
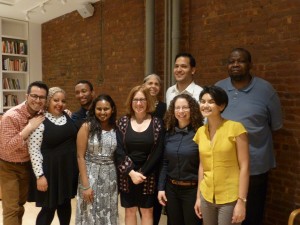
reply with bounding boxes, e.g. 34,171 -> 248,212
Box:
29,93 -> 47,101
174,106 -> 190,112
132,98 -> 146,103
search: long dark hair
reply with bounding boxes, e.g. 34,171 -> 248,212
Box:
86,94 -> 117,141
164,94 -> 203,134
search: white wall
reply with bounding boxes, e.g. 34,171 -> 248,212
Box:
29,22 -> 42,82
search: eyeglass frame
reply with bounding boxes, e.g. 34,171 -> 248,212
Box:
174,106 -> 190,112
132,98 -> 147,103
28,93 -> 47,101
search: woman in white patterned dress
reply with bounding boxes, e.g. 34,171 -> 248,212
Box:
76,94 -> 118,225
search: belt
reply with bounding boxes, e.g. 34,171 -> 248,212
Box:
0,158 -> 30,165
169,178 -> 198,186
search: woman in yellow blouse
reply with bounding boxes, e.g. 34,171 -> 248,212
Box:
194,85 -> 249,225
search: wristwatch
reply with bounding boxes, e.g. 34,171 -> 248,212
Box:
238,197 -> 247,203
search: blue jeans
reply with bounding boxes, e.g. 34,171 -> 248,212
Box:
165,181 -> 202,225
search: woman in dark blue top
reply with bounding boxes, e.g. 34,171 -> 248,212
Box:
158,94 -> 203,225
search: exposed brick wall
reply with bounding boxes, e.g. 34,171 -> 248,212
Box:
187,1 -> 300,225
42,0 -> 145,116
42,1 -> 300,224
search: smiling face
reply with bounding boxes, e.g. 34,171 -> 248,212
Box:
48,92 -> 66,117
26,86 -> 47,115
131,91 -> 147,115
144,76 -> 160,97
174,97 -> 191,127
173,56 -> 195,84
95,100 -> 113,124
75,83 -> 94,109
199,93 -> 225,119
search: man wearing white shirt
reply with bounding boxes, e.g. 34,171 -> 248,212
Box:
166,53 -> 203,108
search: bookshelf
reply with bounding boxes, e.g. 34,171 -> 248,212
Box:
0,18 -> 29,113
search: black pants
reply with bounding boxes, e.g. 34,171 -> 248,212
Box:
242,172 -> 269,225
153,191 -> 162,225
36,200 -> 72,225
165,181 -> 202,225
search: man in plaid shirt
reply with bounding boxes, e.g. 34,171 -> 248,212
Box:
0,81 -> 48,225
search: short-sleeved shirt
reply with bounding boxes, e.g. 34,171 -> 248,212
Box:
216,76 -> 283,175
166,81 -> 202,108
193,120 -> 246,204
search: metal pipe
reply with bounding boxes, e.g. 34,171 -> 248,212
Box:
164,0 -> 169,94
145,0 -> 155,76
171,0 -> 180,84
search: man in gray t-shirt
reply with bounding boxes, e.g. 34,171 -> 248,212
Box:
216,48 -> 283,225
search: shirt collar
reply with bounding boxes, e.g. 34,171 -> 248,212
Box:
172,81 -> 197,95
22,101 -> 35,119
226,76 -> 257,93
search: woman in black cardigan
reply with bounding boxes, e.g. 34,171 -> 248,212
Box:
116,85 -> 164,225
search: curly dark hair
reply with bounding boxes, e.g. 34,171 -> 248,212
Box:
164,94 -> 203,133
86,94 -> 117,142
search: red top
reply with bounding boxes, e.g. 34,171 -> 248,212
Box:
0,102 -> 31,162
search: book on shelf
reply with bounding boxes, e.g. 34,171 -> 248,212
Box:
19,42 -> 26,54
2,78 -> 9,89
2,58 -> 27,72
2,78 -> 21,89
2,39 -> 27,55
2,40 -> 5,53
4,94 -> 18,107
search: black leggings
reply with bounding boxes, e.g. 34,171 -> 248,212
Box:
36,200 -> 72,225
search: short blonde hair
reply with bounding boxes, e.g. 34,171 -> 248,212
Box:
47,87 -> 65,106
125,85 -> 156,116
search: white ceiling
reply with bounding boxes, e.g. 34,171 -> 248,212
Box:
0,0 -> 100,24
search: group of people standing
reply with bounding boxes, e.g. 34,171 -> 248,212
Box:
0,47 -> 282,225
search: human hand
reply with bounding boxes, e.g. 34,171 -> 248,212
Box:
82,188 -> 94,204
28,115 -> 45,131
158,191 -> 167,206
64,109 -> 72,117
194,197 -> 202,219
129,170 -> 146,184
232,200 -> 246,223
37,176 -> 48,192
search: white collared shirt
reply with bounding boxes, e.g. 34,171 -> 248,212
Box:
166,81 -> 203,108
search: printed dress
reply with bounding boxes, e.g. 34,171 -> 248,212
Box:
76,129 -> 118,225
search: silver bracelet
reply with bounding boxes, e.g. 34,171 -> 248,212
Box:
79,184 -> 91,190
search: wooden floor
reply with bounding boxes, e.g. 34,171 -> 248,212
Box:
0,198 -> 167,225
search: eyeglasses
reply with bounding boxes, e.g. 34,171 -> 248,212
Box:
29,93 -> 47,101
132,98 -> 146,103
175,106 -> 190,112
